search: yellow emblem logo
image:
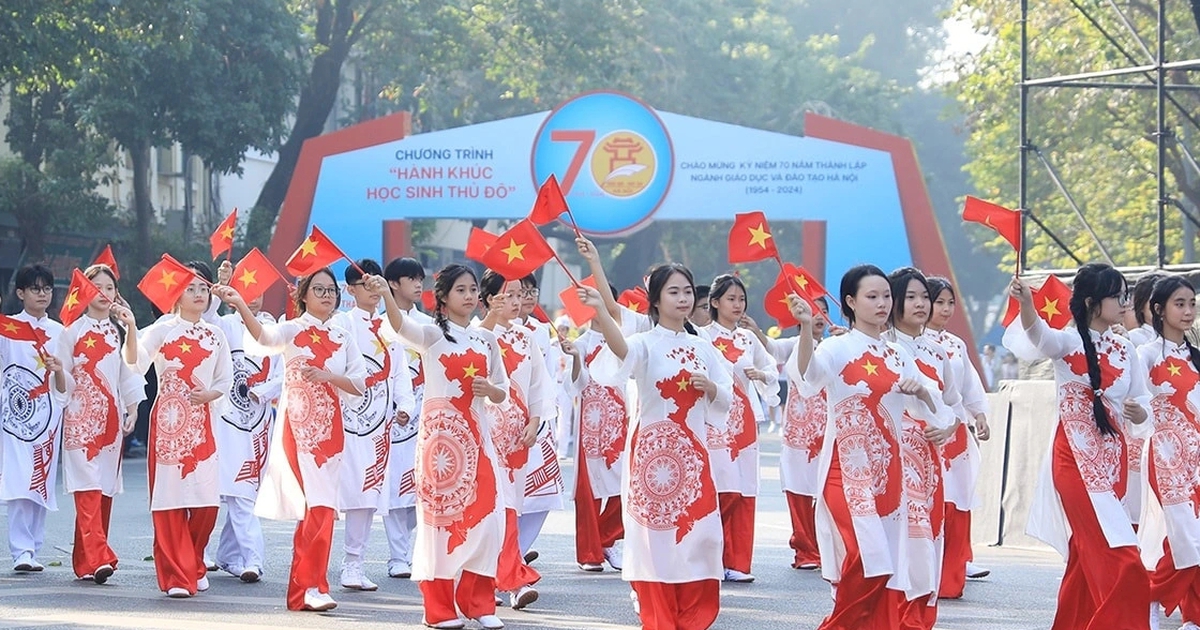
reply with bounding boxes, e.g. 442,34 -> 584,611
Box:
590,130 -> 656,198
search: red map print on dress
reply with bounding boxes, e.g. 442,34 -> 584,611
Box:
648,367 -> 717,543
291,327 -> 345,467
66,330 -> 119,460
246,355 -> 271,388
156,333 -> 216,477
837,350 -> 903,517
1063,350 -> 1122,392
1148,355 -> 1200,515
496,334 -> 525,378
914,358 -> 944,391
580,381 -> 627,468
434,348 -> 498,552
364,319 -> 392,389
783,388 -> 826,462
712,336 -> 744,364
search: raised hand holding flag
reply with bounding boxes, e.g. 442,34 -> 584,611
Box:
210,209 -> 238,260
61,269 -> 102,326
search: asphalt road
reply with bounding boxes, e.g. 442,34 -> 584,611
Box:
0,433 -> 1180,629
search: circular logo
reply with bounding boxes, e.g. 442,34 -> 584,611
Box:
345,356 -> 388,436
153,373 -> 209,466
417,397 -> 480,527
63,368 -> 111,451
222,351 -> 269,432
3,365 -> 54,442
531,91 -> 674,235
579,383 -> 626,464
283,358 -> 338,456
627,419 -> 708,531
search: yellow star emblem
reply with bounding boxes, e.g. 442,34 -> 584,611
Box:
863,360 -> 879,376
158,270 -> 179,291
1169,363 -> 1182,377
676,375 -> 691,391
63,289 -> 80,312
178,341 -> 193,354
498,346 -> 508,357
793,274 -> 809,290
220,225 -> 235,240
715,342 -> 728,354
463,363 -> 480,379
83,336 -> 97,349
309,332 -> 322,344
747,223 -> 772,249
1039,297 -> 1061,320
500,238 -> 526,263
372,337 -> 387,355
3,322 -> 19,334
34,354 -> 45,370
237,269 -> 258,288
299,237 -> 318,257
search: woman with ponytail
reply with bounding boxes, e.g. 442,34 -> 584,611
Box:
1007,264 -> 1152,629
1136,274 -> 1200,630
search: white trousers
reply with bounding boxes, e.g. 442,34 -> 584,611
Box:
7,499 -> 46,560
517,510 -> 549,556
215,495 -> 265,573
342,507 -> 375,562
383,506 -> 416,568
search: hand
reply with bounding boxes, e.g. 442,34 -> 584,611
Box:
1110,324 -> 1130,338
396,411 -> 410,427
111,304 -> 136,328
365,274 -> 390,297
121,409 -> 138,436
1123,399 -> 1148,425
787,294 -> 812,326
689,372 -> 718,398
521,419 -> 538,448
924,422 -> 958,446
828,325 -> 849,336
974,413 -> 991,441
301,366 -> 333,383
217,260 -> 233,285
471,377 -> 503,400
743,367 -> 768,383
212,285 -> 247,309
189,389 -> 222,405
576,236 -> 598,263
248,391 -> 261,405
576,285 -> 605,309
1009,275 -> 1034,310
738,314 -> 762,334
560,339 -> 580,358
42,354 -> 63,374
897,378 -> 926,397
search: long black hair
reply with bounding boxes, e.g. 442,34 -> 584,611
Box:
839,264 -> 888,327
887,266 -> 929,328
1149,274 -> 1200,375
708,273 -> 747,322
433,264 -> 477,343
1132,272 -> 1166,327
646,262 -> 698,335
1069,263 -> 1127,437
926,276 -> 954,303
478,269 -> 507,312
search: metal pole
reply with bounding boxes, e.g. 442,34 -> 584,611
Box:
1020,0 -> 1029,272
1157,0 -> 1167,267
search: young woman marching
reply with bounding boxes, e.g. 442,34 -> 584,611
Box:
1129,272 -> 1166,347
215,268 -> 366,612
389,263 -> 508,630
208,260 -> 282,584
477,270 -> 552,610
882,267 -> 959,629
788,265 -> 948,630
924,276 -> 991,597
382,256 -> 431,579
1006,264 -> 1152,629
698,273 -> 779,583
134,263 -> 232,598
1136,274 -> 1200,629
59,264 -> 145,583
579,262 -> 732,630
2,264 -> 71,573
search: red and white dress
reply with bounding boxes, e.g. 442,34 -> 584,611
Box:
490,322 -> 553,512
215,311 -> 281,501
1137,337 -> 1200,624
591,325 -> 732,629
772,335 -> 826,569
1007,318 -> 1151,630
1125,325 -> 1157,530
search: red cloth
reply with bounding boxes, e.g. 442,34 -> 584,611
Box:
900,593 -> 937,630
285,506 -> 335,610
1150,540 -> 1200,623
1049,426 -> 1150,630
939,506 -> 972,598
496,508 -> 541,591
630,579 -> 720,630
72,491 -> 117,578
786,491 -> 820,568
419,571 -> 497,623
818,450 -> 903,630
151,506 -> 218,594
718,493 -> 755,573
574,455 -> 624,564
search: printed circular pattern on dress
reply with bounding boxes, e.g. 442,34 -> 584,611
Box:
580,383 -> 626,460
390,409 -> 418,444
783,390 -> 824,455
417,397 -> 480,527
221,352 -> 268,432
284,360 -> 336,456
345,356 -> 387,436
489,396 -> 527,470
63,369 -> 109,450
901,420 -> 937,538
832,395 -> 895,517
2,365 -> 53,442
153,373 -> 208,466
627,420 -> 706,531
1149,398 -> 1200,507
1059,381 -> 1122,494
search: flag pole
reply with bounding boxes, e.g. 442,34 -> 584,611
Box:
773,254 -> 829,325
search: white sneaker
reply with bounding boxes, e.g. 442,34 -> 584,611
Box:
474,614 -> 504,629
223,564 -> 245,578
387,561 -> 412,578
510,584 -> 538,610
630,589 -> 640,615
578,562 -> 603,572
723,568 -> 755,583
196,576 -> 210,592
93,564 -> 114,585
423,619 -> 465,629
13,552 -> 41,572
302,587 -> 337,611
166,587 -> 191,598
340,563 -> 378,591
239,567 -> 261,583
965,561 -> 991,579
603,546 -> 623,571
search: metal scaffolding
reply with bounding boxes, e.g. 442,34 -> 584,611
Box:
1018,0 -> 1200,269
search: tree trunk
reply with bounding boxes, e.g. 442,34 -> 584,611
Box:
130,140 -> 155,265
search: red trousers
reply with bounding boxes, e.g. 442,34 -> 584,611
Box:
718,493 -> 755,573
574,458 -> 624,565
419,571 -> 497,623
1151,534 -> 1200,623
1050,427 -> 1150,630
938,505 -> 971,599
899,593 -> 937,630
631,579 -> 719,630
786,491 -> 820,568
151,506 -> 218,594
285,506 -> 335,611
73,491 -> 118,578
497,508 -> 541,591
818,450 -> 903,630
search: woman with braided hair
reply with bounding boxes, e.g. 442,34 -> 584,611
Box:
1006,264 -> 1152,630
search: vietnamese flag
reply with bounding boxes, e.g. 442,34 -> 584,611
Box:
285,225 -> 348,277
532,304 -> 552,324
0,314 -> 41,345
728,211 -> 779,264
559,276 -> 599,327
618,287 -> 649,314
231,247 -> 284,304
210,209 -> 238,260
480,219 -> 555,281
763,275 -> 800,328
782,263 -> 828,300
1001,296 -> 1020,328
93,244 -> 120,279
465,227 -> 498,264
137,254 -> 197,314
528,174 -> 568,226
963,196 -> 1021,252
1032,274 -> 1073,329
60,269 -> 101,327
421,290 -> 436,312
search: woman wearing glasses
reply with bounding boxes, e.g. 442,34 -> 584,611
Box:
215,268 -> 366,611
1006,264 -> 1152,629
132,262 -> 232,599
